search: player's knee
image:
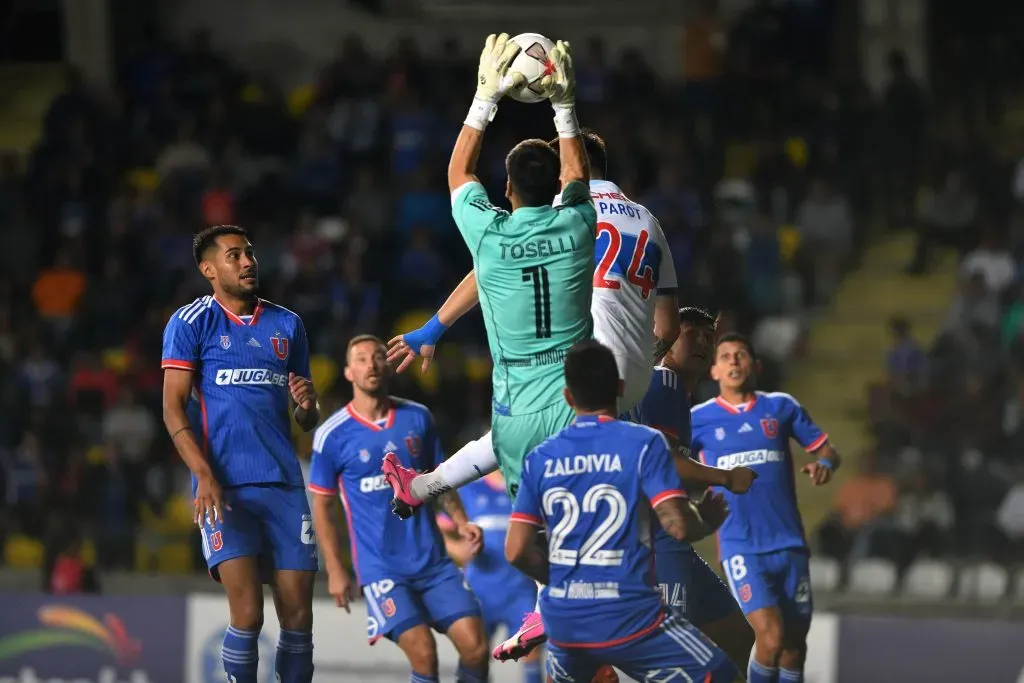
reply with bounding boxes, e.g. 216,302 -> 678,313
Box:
455,624 -> 489,668
277,601 -> 313,632
401,630 -> 439,674
228,601 -> 264,632
752,621 -> 784,661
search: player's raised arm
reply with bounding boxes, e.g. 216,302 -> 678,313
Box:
387,270 -> 480,373
448,33 -> 525,193
641,432 -> 728,543
787,394 -> 842,486
542,41 -> 589,188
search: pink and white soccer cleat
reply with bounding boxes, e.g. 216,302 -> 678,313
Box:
382,452 -> 422,520
492,611 -> 547,662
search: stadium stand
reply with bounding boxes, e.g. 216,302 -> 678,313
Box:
1,0 -> 1021,612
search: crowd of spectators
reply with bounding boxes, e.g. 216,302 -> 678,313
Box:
816,100 -> 1024,572
0,1 -> 916,573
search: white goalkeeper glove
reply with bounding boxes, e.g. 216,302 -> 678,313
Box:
540,40 -> 579,138
465,33 -> 526,131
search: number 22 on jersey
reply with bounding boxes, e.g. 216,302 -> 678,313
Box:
593,222 -> 656,299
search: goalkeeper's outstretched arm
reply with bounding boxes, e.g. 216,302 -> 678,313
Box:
448,126 -> 485,194
542,40 -> 588,188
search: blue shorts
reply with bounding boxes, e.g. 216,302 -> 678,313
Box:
546,609 -> 736,683
362,563 -> 482,644
472,577 -> 537,640
199,484 -> 319,582
721,549 -> 812,626
656,545 -> 740,626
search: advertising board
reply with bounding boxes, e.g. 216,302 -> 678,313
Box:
837,615 -> 1024,683
0,594 -> 186,683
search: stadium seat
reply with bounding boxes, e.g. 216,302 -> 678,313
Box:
309,355 -> 338,393
809,556 -> 841,593
3,535 -> 44,569
156,542 -> 194,574
957,562 -> 1008,602
1015,569 -> 1024,603
902,559 -> 955,599
847,558 -> 897,596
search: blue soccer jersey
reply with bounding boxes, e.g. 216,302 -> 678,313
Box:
511,415 -> 687,648
308,398 -> 450,586
161,296 -> 311,489
629,366 -> 692,552
691,391 -> 828,557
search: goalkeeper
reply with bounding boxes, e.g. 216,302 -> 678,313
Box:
384,34 -> 594,502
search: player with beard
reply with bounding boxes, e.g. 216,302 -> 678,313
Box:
161,224 -> 319,683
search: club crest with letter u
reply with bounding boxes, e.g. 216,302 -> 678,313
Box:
270,334 -> 289,360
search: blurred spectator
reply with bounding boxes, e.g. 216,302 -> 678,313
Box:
32,248 -> 86,330
995,466 -> 1024,561
102,387 -> 157,477
2,431 -> 50,537
818,451 -> 897,561
575,38 -> 613,107
44,535 -> 100,595
890,469 -> 955,568
886,317 -> 928,395
960,228 -> 1016,297
882,49 -> 928,229
795,177 -> 853,303
908,169 -> 978,273
943,272 -> 1000,337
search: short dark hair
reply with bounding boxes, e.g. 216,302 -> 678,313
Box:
716,332 -> 757,360
564,340 -> 620,412
547,128 -> 608,179
506,139 -> 560,207
193,225 -> 249,265
679,306 -> 717,329
346,334 -> 385,364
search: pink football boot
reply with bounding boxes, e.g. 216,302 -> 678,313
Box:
492,611 -> 546,662
382,452 -> 422,519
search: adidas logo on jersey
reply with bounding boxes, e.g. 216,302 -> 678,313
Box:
248,338 -> 262,347
385,441 -> 399,453
739,423 -> 753,433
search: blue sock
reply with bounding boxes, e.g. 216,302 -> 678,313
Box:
456,661 -> 488,683
748,658 -> 778,683
411,673 -> 439,683
779,668 -> 803,682
276,629 -> 314,683
222,626 -> 260,683
523,659 -> 542,683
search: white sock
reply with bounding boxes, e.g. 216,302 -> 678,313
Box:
410,431 -> 499,501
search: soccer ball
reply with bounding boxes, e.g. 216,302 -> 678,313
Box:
507,33 -> 557,104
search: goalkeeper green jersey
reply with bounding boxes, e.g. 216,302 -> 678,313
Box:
452,180 -> 596,416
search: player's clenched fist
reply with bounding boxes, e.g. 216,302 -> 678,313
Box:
288,372 -> 316,410
724,466 -> 757,494
457,522 -> 485,558
474,33 -> 526,104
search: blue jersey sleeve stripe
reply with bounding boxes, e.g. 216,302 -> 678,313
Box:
650,489 -> 686,507
308,482 -> 337,495
312,410 -> 350,453
179,296 -> 213,324
162,359 -> 195,370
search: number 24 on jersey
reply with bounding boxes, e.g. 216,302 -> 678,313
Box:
593,222 -> 656,299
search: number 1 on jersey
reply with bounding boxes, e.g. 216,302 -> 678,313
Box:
593,222 -> 656,299
522,265 -> 552,339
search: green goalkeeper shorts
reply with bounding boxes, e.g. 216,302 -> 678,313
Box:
491,400 -> 575,500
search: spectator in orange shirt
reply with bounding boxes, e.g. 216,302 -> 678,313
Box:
817,450 -> 897,561
32,248 -> 85,333
681,0 -> 726,147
